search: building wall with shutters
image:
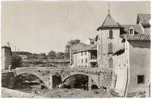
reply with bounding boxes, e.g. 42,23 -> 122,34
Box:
72,51 -> 91,68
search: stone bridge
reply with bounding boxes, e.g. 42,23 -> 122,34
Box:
14,67 -> 114,90
60,68 -> 114,90
14,67 -> 63,89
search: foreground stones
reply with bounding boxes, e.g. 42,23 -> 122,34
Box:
1,87 -> 43,98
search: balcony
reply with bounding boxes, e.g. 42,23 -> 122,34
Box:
90,55 -> 97,63
90,61 -> 98,68
90,49 -> 97,63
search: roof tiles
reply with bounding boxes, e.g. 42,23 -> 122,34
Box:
97,14 -> 121,30
125,34 -> 150,41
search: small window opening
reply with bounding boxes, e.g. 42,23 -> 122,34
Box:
109,30 -> 113,39
129,28 -> 134,35
108,43 -> 113,54
137,75 -> 145,84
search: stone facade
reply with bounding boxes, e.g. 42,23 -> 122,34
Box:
96,13 -> 150,96
1,46 -> 12,70
97,28 -> 124,68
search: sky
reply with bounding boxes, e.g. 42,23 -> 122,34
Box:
2,1 -> 150,53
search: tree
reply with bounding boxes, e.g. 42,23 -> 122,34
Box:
64,39 -> 80,59
47,50 -> 56,59
39,53 -> 47,59
11,55 -> 22,69
68,39 -> 80,45
56,52 -> 65,59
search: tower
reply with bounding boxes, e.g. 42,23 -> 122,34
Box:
1,45 -> 12,70
96,10 -> 123,69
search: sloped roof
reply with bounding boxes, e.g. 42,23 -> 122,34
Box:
122,22 -> 151,35
144,28 -> 150,34
71,42 -> 97,53
122,24 -> 144,34
137,13 -> 150,27
97,14 -> 121,30
71,42 -> 90,52
124,34 -> 150,41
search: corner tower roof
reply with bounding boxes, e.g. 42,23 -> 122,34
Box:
97,13 -> 121,31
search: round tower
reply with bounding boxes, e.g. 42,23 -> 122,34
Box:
1,45 -> 12,70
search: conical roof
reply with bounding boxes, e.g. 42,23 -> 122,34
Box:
97,13 -> 121,30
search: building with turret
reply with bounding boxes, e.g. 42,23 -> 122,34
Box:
96,11 -> 124,69
96,12 -> 150,96
69,9 -> 150,96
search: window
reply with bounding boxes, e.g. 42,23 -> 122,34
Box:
91,62 -> 98,68
81,59 -> 83,63
95,35 -> 98,41
109,58 -> 113,68
109,30 -> 113,39
129,28 -> 134,35
85,58 -> 87,63
137,75 -> 145,84
81,52 -> 83,56
85,52 -> 87,55
108,43 -> 113,54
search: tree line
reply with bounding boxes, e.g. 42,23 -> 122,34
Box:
11,39 -> 81,69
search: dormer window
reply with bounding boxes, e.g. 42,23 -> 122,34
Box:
109,30 -> 113,39
129,28 -> 134,35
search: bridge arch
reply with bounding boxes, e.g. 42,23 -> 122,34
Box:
14,73 -> 47,89
62,72 -> 90,82
14,67 -> 53,89
62,72 -> 99,90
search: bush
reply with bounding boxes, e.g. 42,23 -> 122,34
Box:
11,55 -> 22,69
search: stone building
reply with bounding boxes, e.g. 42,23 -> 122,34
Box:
95,12 -> 150,96
96,12 -> 124,69
68,12 -> 150,96
1,45 -> 12,70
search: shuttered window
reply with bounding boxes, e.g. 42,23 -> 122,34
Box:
109,30 -> 113,39
108,43 -> 113,54
109,58 -> 113,68
129,28 -> 134,35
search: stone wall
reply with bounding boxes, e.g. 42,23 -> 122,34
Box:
2,72 -> 16,88
99,69 -> 113,89
1,46 -> 12,70
127,40 -> 150,95
97,29 -> 124,68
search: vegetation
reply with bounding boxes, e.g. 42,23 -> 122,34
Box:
64,39 -> 81,59
47,50 -> 56,59
56,52 -> 65,59
11,55 -> 22,69
68,39 -> 80,45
